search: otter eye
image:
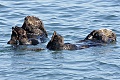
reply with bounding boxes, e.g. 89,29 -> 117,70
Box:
28,23 -> 31,26
22,35 -> 27,38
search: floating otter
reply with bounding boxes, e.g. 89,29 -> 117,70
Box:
46,31 -> 90,50
47,29 -> 116,50
7,26 -> 39,45
80,28 -> 116,43
22,16 -> 48,42
47,31 -> 78,50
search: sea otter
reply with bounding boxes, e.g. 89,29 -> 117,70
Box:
22,16 -> 48,42
80,28 -> 116,43
7,26 -> 39,45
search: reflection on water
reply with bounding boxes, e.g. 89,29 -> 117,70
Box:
0,0 -> 120,80
51,51 -> 64,59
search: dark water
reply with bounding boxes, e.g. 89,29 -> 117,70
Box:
0,0 -> 120,80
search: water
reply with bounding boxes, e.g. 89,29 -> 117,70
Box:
0,0 -> 120,80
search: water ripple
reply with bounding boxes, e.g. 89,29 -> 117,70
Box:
0,0 -> 120,80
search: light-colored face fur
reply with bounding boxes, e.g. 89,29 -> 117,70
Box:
98,29 -> 115,37
97,29 -> 116,42
22,16 -> 48,37
24,16 -> 41,28
85,28 -> 116,43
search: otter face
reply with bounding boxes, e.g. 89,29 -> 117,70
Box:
47,31 -> 64,50
85,29 -> 116,43
22,16 -> 48,37
22,16 -> 40,32
7,26 -> 28,45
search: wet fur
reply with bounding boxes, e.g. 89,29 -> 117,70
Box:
7,26 -> 39,45
47,29 -> 116,50
22,16 -> 48,38
47,31 -> 78,50
83,29 -> 116,43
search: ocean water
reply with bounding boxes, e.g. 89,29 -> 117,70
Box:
0,0 -> 120,80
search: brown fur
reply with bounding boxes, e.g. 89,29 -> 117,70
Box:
22,16 -> 48,37
47,29 -> 116,50
47,31 -> 78,50
84,29 -> 116,43
7,26 -> 39,45
7,26 -> 26,45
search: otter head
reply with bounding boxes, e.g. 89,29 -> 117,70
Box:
47,31 -> 64,50
7,27 -> 18,45
22,16 -> 48,37
85,29 -> 116,43
7,26 -> 29,45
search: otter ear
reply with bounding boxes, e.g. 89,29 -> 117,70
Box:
12,27 -> 15,30
53,31 -> 57,36
51,31 -> 57,41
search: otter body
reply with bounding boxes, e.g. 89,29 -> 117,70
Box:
47,29 -> 116,50
47,31 -> 78,50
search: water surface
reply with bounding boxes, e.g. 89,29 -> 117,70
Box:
0,0 -> 120,80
